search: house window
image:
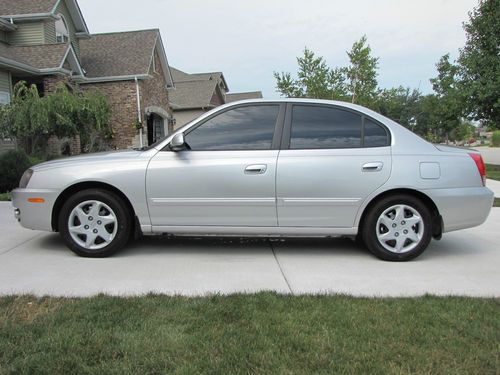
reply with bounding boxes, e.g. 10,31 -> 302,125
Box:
55,14 -> 69,43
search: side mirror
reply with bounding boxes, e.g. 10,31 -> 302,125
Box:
170,133 -> 186,151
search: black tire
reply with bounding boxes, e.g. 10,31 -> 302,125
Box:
362,194 -> 432,261
58,189 -> 131,257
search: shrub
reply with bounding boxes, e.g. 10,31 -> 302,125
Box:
492,131 -> 500,147
0,150 -> 42,193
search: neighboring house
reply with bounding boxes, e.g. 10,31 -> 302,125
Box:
0,0 -> 174,153
169,67 -> 263,128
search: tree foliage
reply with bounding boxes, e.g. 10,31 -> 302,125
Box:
274,36 -> 377,105
346,35 -> 379,106
0,81 -> 111,155
458,0 -> 500,129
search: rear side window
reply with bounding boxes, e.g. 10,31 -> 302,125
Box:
289,105 -> 389,149
364,118 -> 389,147
185,105 -> 279,150
290,105 -> 362,149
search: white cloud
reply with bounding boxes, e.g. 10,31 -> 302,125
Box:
78,0 -> 478,97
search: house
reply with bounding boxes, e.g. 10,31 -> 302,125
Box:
169,67 -> 263,128
0,0 -> 174,153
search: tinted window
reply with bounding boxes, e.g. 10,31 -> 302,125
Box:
185,105 -> 279,150
364,118 -> 389,147
290,105 -> 362,149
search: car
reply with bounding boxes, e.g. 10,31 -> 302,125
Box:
12,99 -> 494,261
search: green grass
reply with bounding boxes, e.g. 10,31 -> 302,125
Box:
494,198 -> 500,207
0,192 -> 10,201
486,164 -> 500,181
0,294 -> 498,374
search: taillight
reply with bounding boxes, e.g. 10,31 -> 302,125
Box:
469,153 -> 486,186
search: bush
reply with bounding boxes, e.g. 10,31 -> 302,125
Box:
0,150 -> 42,193
492,131 -> 500,147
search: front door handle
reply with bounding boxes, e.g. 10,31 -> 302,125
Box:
362,162 -> 383,172
245,164 -> 267,174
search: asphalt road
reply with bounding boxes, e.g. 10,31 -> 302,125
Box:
0,202 -> 499,297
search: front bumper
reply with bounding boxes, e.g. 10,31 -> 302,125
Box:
11,188 -> 60,231
423,186 -> 494,233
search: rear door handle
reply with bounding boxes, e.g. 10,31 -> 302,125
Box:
245,164 -> 267,174
362,162 -> 383,172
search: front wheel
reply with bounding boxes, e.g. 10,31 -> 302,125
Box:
362,195 -> 432,261
58,189 -> 131,257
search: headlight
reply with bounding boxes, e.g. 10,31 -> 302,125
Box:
19,169 -> 33,188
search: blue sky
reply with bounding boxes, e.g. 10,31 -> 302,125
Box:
79,0 -> 478,98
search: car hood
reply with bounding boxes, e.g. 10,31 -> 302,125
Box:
31,150 -> 148,171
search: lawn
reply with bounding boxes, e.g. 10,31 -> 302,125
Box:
0,294 -> 498,374
0,192 -> 10,202
486,164 -> 500,181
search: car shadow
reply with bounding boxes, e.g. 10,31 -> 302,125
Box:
35,231 -> 483,262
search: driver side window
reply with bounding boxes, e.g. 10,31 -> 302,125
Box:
184,105 -> 279,150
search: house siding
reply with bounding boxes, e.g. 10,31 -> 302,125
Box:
173,109 -> 204,129
8,21 -> 45,45
0,70 -> 10,93
54,0 -> 80,55
44,20 -> 56,43
0,31 -> 7,43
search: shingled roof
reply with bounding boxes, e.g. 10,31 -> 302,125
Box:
226,91 -> 263,103
0,0 -> 58,16
79,29 -> 159,78
0,42 -> 68,70
169,80 -> 220,110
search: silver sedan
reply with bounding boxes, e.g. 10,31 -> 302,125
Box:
12,99 -> 494,261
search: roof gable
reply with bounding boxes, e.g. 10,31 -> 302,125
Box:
78,29 -> 173,86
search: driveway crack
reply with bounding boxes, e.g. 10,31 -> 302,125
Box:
268,240 -> 293,294
0,233 -> 44,256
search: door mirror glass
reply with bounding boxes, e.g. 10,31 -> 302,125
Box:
170,133 -> 186,151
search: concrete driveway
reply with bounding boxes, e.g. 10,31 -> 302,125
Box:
0,202 -> 499,298
477,146 -> 500,165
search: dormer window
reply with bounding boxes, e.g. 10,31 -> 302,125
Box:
55,14 -> 69,43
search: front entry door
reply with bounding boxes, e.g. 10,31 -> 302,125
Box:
146,104 -> 284,227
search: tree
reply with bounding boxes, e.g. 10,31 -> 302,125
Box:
0,81 -> 111,155
375,86 -> 422,130
274,48 -> 348,100
429,54 -> 463,142
458,0 -> 500,129
346,35 -> 379,107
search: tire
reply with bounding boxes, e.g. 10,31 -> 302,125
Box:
58,189 -> 131,257
362,194 -> 432,261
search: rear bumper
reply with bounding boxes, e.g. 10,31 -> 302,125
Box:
423,187 -> 494,233
11,188 -> 60,231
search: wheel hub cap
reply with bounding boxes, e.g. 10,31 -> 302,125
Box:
376,204 -> 424,254
68,200 -> 118,250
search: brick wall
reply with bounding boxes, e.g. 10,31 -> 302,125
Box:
141,49 -> 173,134
80,80 -> 138,149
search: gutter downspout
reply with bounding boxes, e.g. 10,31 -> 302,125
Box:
135,77 -> 143,148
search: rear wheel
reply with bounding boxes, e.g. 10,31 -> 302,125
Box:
362,194 -> 432,261
58,189 -> 131,257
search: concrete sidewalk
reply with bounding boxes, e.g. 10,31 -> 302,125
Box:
0,202 -> 499,297
486,179 -> 500,198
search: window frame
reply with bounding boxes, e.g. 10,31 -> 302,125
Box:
55,14 -> 70,43
163,103 -> 286,152
281,103 -> 391,150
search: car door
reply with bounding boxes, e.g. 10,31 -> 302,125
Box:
146,103 -> 285,228
276,103 -> 392,227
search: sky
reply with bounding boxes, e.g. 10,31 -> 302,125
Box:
78,0 -> 478,98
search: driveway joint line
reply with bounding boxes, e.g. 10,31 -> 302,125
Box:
0,233 -> 44,256
268,240 -> 293,294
